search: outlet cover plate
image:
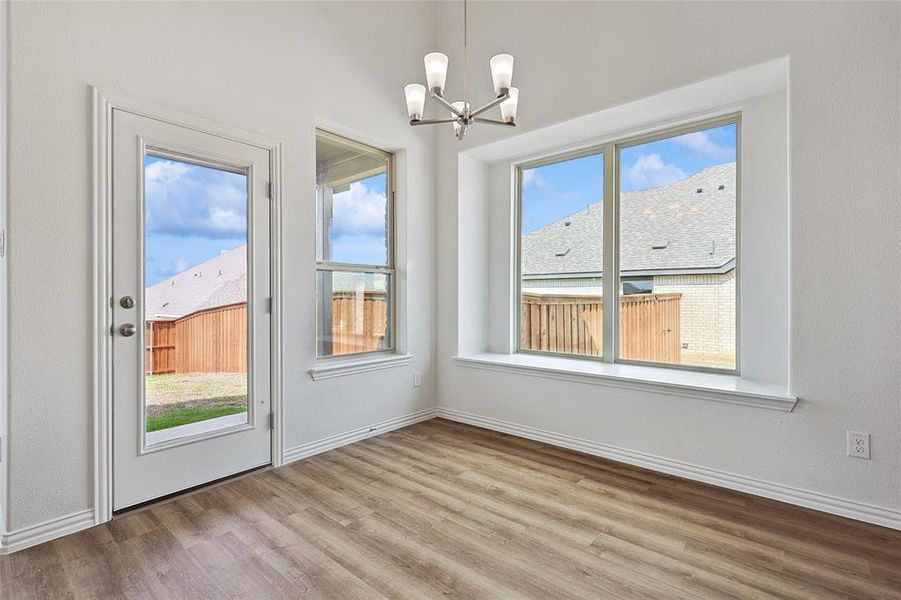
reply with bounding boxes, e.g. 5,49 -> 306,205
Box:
847,431 -> 871,459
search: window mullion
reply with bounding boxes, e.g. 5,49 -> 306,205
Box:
602,144 -> 617,363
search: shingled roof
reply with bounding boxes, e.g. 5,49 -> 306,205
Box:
146,243 -> 387,321
145,245 -> 246,321
522,163 -> 736,277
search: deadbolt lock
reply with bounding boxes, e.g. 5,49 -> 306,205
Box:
120,296 -> 135,309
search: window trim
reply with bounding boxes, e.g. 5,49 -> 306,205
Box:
514,114 -> 741,375
314,128 -> 396,360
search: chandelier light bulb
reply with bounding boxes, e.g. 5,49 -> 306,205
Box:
489,53 -> 514,94
423,52 -> 449,93
404,84 -> 426,120
451,101 -> 470,137
405,9 -> 518,140
499,87 -> 519,123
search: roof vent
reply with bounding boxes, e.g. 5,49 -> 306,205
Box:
718,184 -> 725,190
651,240 -> 669,250
564,221 -> 571,227
696,188 -> 703,194
555,248 -> 571,257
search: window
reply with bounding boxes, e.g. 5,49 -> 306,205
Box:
520,150 -> 605,358
621,277 -> 653,295
517,116 -> 739,373
315,130 -> 394,358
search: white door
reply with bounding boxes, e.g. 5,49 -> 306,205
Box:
112,109 -> 271,510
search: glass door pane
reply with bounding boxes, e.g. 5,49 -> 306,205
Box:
143,152 -> 250,445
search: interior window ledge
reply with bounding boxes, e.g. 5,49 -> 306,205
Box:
310,354 -> 412,381
452,353 -> 797,412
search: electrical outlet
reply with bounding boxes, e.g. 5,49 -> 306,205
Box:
413,372 -> 422,388
847,431 -> 870,459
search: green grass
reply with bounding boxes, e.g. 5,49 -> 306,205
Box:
144,373 -> 248,432
146,405 -> 248,432
146,372 -> 247,407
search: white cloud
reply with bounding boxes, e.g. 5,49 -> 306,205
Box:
145,159 -> 248,239
522,169 -> 544,189
332,181 -> 387,237
674,131 -> 733,162
622,154 -> 686,190
207,206 -> 246,232
156,255 -> 190,278
145,160 -> 190,184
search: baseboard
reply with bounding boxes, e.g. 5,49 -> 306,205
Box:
436,407 -> 901,531
282,407 -> 439,464
5,406 -> 895,555
0,509 -> 96,555
0,408 -> 436,555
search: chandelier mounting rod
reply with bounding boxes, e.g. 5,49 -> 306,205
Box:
463,0 -> 468,110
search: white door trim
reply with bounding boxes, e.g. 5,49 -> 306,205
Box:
0,0 -> 9,538
92,88 -> 284,525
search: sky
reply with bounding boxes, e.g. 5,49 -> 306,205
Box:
144,155 -> 248,287
144,157 -> 388,288
521,123 -> 736,234
142,124 -> 732,283
328,172 -> 389,266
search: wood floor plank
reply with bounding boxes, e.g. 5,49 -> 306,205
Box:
3,418 -> 900,599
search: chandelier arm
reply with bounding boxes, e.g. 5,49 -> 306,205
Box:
430,92 -> 466,117
472,117 -> 516,127
411,117 -> 459,126
468,90 -> 510,119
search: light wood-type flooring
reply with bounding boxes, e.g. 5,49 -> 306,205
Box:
3,418 -> 900,599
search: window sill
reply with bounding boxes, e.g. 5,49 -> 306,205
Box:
452,353 -> 797,412
310,354 -> 412,381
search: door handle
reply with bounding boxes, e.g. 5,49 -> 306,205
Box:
119,323 -> 137,337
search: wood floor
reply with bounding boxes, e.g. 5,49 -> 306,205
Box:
3,419 -> 900,599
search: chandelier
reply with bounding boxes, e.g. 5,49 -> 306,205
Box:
403,0 -> 519,140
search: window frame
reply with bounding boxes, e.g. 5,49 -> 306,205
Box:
514,113 -> 741,375
314,128 -> 396,360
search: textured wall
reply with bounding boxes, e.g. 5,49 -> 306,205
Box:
4,1 -> 437,533
436,1 -> 901,515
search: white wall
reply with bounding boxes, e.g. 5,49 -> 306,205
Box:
0,0 -> 8,536
475,86 -> 789,385
457,154 -> 490,355
3,1 -> 437,534
2,0 -> 900,543
436,2 -> 901,518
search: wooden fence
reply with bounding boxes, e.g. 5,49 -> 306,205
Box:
521,292 -> 681,362
146,302 -> 247,374
146,293 -> 389,374
329,291 -> 388,355
145,320 -> 177,374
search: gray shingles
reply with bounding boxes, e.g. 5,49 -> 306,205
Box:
146,244 -> 387,321
522,163 -> 735,276
145,245 -> 246,320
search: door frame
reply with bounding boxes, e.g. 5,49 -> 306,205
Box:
92,88 -> 284,525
